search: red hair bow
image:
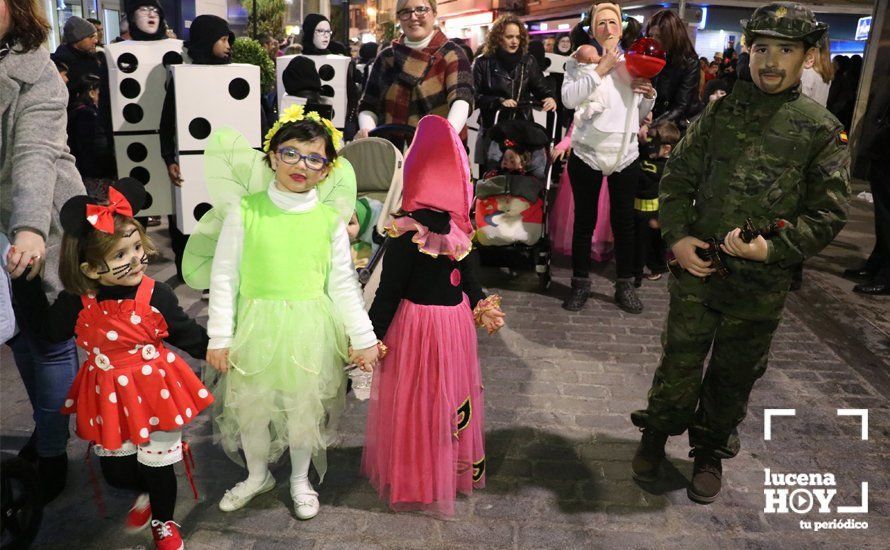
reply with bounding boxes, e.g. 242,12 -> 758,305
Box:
85,187 -> 133,234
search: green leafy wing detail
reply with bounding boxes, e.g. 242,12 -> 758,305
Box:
182,127 -> 272,290
317,157 -> 357,225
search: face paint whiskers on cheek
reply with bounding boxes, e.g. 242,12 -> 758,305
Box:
110,252 -> 148,279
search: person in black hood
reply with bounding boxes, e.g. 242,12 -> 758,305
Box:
158,14 -> 235,282
126,0 -> 167,41
301,13 -> 333,55
184,14 -> 234,64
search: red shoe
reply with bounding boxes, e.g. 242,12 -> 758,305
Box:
125,493 -> 151,532
150,519 -> 184,550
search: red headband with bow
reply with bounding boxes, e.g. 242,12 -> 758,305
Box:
85,187 -> 134,234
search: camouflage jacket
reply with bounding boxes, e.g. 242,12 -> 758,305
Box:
660,80 -> 850,320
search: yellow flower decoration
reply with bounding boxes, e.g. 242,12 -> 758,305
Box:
262,103 -> 344,154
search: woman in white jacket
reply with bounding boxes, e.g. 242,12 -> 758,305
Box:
560,2 -> 655,313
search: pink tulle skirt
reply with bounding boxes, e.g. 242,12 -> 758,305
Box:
361,297 -> 485,516
549,167 -> 614,262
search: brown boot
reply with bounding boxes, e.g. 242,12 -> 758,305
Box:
631,429 -> 668,482
687,452 -> 722,504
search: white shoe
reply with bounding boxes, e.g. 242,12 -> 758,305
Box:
219,472 -> 275,512
291,481 -> 319,520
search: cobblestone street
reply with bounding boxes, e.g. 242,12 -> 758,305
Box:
1,192 -> 887,549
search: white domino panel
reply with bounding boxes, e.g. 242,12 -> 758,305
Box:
276,54 -> 350,129
173,155 -> 213,234
113,134 -> 173,217
172,64 -> 261,234
105,40 -> 184,132
544,53 -> 569,75
171,64 -> 262,151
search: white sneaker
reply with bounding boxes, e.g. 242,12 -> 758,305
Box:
219,472 -> 275,512
291,481 -> 319,520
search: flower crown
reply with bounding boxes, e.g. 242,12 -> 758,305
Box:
263,104 -> 344,154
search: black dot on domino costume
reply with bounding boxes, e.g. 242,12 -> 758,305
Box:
117,53 -> 138,73
120,78 -> 141,99
129,166 -> 150,184
193,203 -> 212,222
127,142 -> 148,162
318,65 -> 335,81
188,118 -> 212,140
142,192 -> 154,209
320,85 -> 335,98
162,51 -> 183,67
228,78 -> 251,100
123,103 -> 144,124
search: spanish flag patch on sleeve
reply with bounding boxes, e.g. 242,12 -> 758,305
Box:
837,130 -> 849,145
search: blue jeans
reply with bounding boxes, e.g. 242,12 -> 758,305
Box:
9,328 -> 79,457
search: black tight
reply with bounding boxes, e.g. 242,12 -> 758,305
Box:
99,455 -> 177,522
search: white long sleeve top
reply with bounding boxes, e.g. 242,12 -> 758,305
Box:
562,56 -> 656,175
207,184 -> 377,351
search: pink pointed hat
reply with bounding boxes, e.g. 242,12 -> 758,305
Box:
401,115 -> 474,235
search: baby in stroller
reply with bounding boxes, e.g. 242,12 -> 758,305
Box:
475,119 -> 550,247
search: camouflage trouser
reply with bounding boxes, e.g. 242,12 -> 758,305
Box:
631,286 -> 780,458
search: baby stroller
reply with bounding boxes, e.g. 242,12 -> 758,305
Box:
474,111 -> 558,290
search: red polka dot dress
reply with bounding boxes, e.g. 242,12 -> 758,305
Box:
61,276 -> 213,450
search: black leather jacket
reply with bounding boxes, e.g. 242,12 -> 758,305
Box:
473,53 -> 552,129
652,54 -> 702,128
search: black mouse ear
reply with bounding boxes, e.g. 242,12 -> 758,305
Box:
59,195 -> 93,237
111,178 -> 147,215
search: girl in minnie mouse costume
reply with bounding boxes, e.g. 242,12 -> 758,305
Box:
362,115 -> 506,516
11,179 -> 213,550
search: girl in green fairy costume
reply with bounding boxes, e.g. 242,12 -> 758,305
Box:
202,107 -> 382,520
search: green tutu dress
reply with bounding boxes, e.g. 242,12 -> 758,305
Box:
212,191 -> 348,481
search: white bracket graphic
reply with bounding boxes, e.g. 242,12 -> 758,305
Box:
837,409 -> 869,440
764,408 -> 796,440
837,482 -> 869,513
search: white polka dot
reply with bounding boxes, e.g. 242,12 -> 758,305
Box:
92,347 -> 100,355
151,306 -> 159,313
117,299 -> 122,303
166,352 -> 175,363
137,396 -> 143,403
198,389 -> 209,399
177,381 -> 182,388
64,399 -> 74,408
139,428 -> 149,438
84,323 -> 89,327
117,375 -> 129,386
160,389 -> 170,399
174,415 -> 183,425
124,407 -> 129,417
108,392 -> 117,403
141,365 -> 152,375
96,415 -> 102,425
103,310 -> 108,315
159,369 -> 166,378
82,341 -> 88,347
89,418 -> 94,426
106,330 -> 118,341
185,408 -> 192,418
95,384 -> 101,394
149,416 -> 160,426
130,313 -> 141,324
88,365 -> 95,372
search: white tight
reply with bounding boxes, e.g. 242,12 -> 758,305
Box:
239,416 -> 312,489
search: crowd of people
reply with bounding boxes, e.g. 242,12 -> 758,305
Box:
2,0 -> 885,547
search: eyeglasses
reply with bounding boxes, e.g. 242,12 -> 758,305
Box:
314,29 -> 333,36
136,6 -> 159,15
276,147 -> 329,171
396,6 -> 433,21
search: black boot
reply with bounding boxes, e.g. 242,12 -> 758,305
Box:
38,454 -> 68,504
687,452 -> 722,504
562,277 -> 591,311
615,280 -> 643,314
18,430 -> 37,463
631,428 -> 668,482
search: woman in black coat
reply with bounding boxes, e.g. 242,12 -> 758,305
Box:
472,14 -> 556,169
645,10 -> 702,130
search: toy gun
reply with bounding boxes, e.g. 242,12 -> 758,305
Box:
668,218 -> 786,279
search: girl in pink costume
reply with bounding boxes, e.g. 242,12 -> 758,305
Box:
362,115 -> 505,516
548,123 -> 614,262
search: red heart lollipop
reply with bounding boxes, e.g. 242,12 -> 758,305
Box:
625,37 -> 667,79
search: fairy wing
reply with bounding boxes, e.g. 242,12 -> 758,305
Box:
182,127 -> 272,290
317,157 -> 357,225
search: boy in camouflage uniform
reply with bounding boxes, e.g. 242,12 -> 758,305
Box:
629,3 -> 850,504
